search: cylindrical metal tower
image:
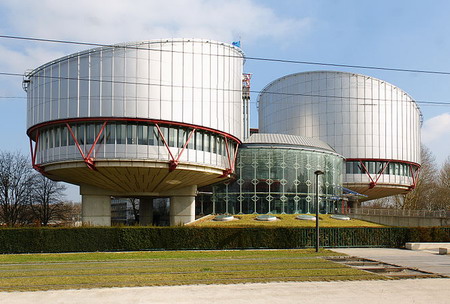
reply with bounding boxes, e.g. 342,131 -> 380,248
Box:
258,71 -> 422,200
24,39 -> 245,225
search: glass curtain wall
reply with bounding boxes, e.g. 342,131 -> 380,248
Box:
34,122 -> 237,165
198,146 -> 344,215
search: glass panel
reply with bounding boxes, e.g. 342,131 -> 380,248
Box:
178,128 -> 186,148
148,125 -> 156,146
204,133 -> 210,152
61,126 -> 68,146
127,124 -> 137,145
86,124 -> 95,145
346,161 -> 352,174
55,127 -> 60,147
137,124 -> 146,145
169,127 -> 177,147
68,124 -> 76,146
196,132 -> 203,151
116,124 -> 126,144
77,124 -> 85,145
106,123 -> 115,144
49,129 -> 54,149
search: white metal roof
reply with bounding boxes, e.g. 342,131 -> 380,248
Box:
243,133 -> 336,152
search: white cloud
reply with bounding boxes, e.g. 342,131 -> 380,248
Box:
422,113 -> 450,165
422,113 -> 450,143
2,0 -> 310,45
0,0 -> 311,92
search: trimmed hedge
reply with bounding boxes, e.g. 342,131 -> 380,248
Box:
0,227 -> 449,254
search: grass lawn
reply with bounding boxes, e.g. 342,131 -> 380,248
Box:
0,249 -> 386,291
189,214 -> 385,227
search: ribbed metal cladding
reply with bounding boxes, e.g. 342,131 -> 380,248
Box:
23,39 -> 246,195
257,71 -> 422,200
25,39 -> 245,171
258,71 -> 421,164
243,133 -> 336,152
26,39 -> 245,140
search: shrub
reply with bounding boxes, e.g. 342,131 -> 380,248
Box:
0,227 -> 448,254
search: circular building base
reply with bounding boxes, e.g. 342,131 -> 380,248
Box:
43,159 -> 229,196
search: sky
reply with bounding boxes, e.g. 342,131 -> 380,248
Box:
1,0 -> 450,202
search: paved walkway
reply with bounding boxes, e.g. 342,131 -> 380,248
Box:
332,247 -> 450,277
0,279 -> 449,304
1,248 -> 449,304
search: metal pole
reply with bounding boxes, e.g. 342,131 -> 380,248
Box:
315,170 -> 324,253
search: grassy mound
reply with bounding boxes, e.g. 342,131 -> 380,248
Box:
190,214 -> 385,228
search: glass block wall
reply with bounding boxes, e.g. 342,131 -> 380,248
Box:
197,144 -> 344,215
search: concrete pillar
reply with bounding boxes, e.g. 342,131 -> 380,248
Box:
139,197 -> 154,226
82,194 -> 111,226
170,195 -> 196,226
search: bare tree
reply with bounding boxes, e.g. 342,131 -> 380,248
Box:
436,156 -> 450,210
392,145 -> 438,210
365,145 -> 441,210
29,174 -> 67,226
0,151 -> 35,226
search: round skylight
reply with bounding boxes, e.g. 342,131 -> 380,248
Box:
331,214 -> 351,221
213,215 -> 236,221
296,214 -> 316,221
256,215 -> 277,221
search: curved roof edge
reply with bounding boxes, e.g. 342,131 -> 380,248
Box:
26,38 -> 244,77
257,70 -> 422,119
242,133 -> 339,154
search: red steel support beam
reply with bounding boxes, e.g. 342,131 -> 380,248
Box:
358,160 -> 376,188
354,159 -> 420,190
373,161 -> 390,185
28,118 -> 241,173
220,137 -> 239,178
171,129 -> 196,171
222,137 -> 233,177
84,122 -> 107,170
29,131 -> 44,173
409,165 -> 421,190
66,123 -> 86,159
65,123 -> 108,170
155,123 -> 176,170
155,124 -> 198,171
28,117 -> 241,146
232,144 -> 239,171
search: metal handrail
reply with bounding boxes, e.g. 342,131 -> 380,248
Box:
348,208 -> 450,218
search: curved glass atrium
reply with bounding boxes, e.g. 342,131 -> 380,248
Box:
197,134 -> 345,215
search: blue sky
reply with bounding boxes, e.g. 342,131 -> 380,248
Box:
1,0 -> 450,201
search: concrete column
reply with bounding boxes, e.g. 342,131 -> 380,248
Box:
170,195 -> 196,226
82,194 -> 111,226
139,197 -> 154,226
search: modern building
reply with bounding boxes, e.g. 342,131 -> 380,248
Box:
24,40 -> 422,223
197,133 -> 345,215
111,198 -> 138,225
24,39 -> 245,226
258,71 -> 421,201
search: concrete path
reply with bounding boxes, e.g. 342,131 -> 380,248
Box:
332,247 -> 450,277
1,248 -> 450,304
0,279 -> 449,304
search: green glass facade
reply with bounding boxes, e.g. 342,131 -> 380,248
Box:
197,144 -> 345,215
